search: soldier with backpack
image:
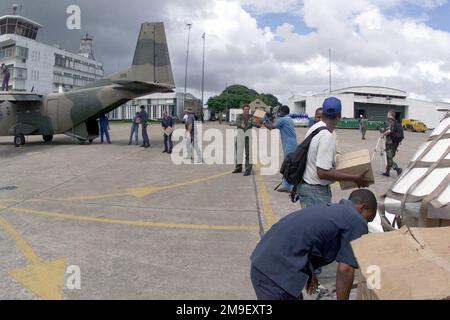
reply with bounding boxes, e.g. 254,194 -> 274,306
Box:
381,111 -> 404,177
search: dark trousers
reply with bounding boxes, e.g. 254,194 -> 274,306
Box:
164,133 -> 173,152
142,124 -> 150,146
100,128 -> 110,143
386,143 -> 399,171
235,136 -> 252,173
1,73 -> 10,91
250,265 -> 302,300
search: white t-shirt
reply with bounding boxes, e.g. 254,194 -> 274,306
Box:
303,121 -> 336,186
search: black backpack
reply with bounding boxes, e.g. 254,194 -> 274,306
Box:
391,121 -> 404,145
280,126 -> 330,195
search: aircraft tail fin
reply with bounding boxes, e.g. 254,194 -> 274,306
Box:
108,22 -> 175,88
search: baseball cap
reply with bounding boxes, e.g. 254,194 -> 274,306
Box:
322,97 -> 342,117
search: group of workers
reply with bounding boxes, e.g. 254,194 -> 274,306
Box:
98,106 -> 199,156
232,97 -> 404,300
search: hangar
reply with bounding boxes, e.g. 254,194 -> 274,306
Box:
288,86 -> 450,129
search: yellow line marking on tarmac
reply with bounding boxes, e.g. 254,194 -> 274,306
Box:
255,165 -> 278,230
40,171 -> 232,201
0,206 -> 259,232
0,216 -> 67,300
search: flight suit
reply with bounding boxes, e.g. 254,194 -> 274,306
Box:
99,115 -> 110,144
235,114 -> 254,174
385,118 -> 400,172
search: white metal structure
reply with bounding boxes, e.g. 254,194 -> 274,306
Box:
289,86 -> 450,129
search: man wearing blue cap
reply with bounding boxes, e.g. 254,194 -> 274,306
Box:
298,97 -> 370,208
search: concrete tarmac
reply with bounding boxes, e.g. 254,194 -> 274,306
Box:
0,122 -> 428,300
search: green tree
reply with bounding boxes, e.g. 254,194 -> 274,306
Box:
207,84 -> 279,114
258,93 -> 282,108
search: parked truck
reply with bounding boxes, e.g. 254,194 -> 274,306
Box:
402,119 -> 427,133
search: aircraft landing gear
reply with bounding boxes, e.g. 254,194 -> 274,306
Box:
43,135 -> 53,143
14,134 -> 25,147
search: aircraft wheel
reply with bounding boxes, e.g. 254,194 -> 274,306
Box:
14,134 -> 25,147
43,135 -> 53,142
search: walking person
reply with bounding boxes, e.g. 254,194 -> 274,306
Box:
381,111 -> 403,177
359,115 -> 368,140
264,105 -> 298,192
128,112 -> 140,145
1,63 -> 10,91
140,105 -> 150,148
99,114 -> 111,144
161,111 -> 174,154
185,108 -> 201,162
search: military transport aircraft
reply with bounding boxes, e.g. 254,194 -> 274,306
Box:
0,22 -> 174,147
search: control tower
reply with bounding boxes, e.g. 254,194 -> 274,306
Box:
0,4 -> 42,40
79,33 -> 95,60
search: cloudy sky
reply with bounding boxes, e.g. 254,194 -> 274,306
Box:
3,0 -> 450,103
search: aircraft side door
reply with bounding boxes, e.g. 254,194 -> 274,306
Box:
46,99 -> 60,132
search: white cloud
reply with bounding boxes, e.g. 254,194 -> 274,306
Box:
154,0 -> 450,105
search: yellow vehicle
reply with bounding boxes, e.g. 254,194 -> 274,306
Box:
402,119 -> 427,133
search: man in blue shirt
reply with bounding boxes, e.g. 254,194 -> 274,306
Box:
264,106 -> 297,192
264,105 -> 298,192
99,115 -> 111,144
308,107 -> 323,127
250,189 -> 377,300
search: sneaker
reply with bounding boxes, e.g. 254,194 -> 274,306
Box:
277,187 -> 291,193
244,171 -> 252,176
396,168 -> 403,176
382,171 -> 390,177
162,150 -> 168,153
232,169 -> 242,174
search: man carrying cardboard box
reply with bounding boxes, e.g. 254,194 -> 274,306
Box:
298,97 -> 371,208
250,189 -> 377,300
161,111 -> 174,154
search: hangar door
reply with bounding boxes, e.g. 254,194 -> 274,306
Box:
354,103 -> 406,122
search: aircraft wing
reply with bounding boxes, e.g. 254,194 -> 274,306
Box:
0,92 -> 43,103
112,80 -> 174,94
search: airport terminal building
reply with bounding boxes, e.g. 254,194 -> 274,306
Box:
109,92 -> 203,121
289,86 -> 450,129
0,14 -> 104,93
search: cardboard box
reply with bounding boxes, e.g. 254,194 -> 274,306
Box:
164,127 -> 174,136
252,109 -> 266,126
335,149 -> 375,190
352,227 -> 450,300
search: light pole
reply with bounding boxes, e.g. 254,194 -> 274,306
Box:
201,32 -> 206,122
183,22 -> 192,112
328,48 -> 332,94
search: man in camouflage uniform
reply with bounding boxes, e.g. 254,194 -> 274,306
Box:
381,111 -> 403,177
233,104 -> 254,176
